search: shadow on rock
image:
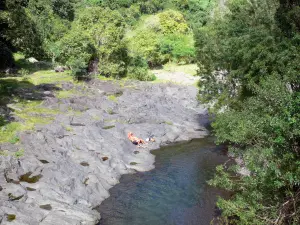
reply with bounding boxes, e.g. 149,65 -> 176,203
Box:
0,78 -> 61,126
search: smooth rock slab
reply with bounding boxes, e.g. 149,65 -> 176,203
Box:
0,80 -> 208,225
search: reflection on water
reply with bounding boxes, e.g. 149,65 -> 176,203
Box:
98,138 -> 228,225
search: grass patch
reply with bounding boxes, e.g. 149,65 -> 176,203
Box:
103,125 -> 115,130
7,214 -> 16,222
108,95 -> 117,102
0,122 -> 26,143
163,63 -> 198,76
130,162 -> 138,166
164,121 -> 173,125
61,124 -> 73,132
92,115 -> 101,121
106,108 -> 115,115
97,75 -> 114,81
104,119 -> 117,123
29,70 -> 73,85
107,91 -> 123,102
0,53 -> 80,143
66,107 -> 83,116
13,53 -> 73,85
0,149 -> 25,158
0,150 -> 9,156
56,90 -> 76,99
0,101 -> 59,143
9,135 -> 20,144
14,149 -> 24,158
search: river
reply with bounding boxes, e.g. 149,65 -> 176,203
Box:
97,138 -> 228,225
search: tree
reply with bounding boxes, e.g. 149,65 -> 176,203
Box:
127,10 -> 195,66
1,0 -> 44,59
195,0 -> 300,224
57,7 -> 129,78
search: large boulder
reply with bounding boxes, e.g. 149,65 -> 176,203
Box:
54,66 -> 64,73
27,57 -> 38,63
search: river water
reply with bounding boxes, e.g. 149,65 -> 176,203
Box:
98,138 -> 228,225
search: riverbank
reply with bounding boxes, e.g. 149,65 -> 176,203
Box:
0,74 -> 208,224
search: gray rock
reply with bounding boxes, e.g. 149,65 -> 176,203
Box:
27,57 -> 38,63
43,91 -> 52,96
0,80 -> 209,225
54,66 -> 64,73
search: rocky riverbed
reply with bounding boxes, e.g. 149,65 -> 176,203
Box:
0,79 -> 208,225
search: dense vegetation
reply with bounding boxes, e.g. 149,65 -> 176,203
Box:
196,0 -> 300,224
1,0 -> 299,224
0,0 -> 213,80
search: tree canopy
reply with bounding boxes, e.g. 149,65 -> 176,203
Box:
0,0 -> 212,80
196,0 -> 300,224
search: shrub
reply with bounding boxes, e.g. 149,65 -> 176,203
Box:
127,56 -> 155,81
74,7 -> 129,78
159,34 -> 195,63
127,10 -> 195,67
157,10 -> 189,34
57,30 -> 96,79
127,27 -> 163,67
127,67 -> 154,81
67,57 -> 89,80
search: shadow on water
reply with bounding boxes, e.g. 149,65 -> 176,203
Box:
97,138 -> 229,225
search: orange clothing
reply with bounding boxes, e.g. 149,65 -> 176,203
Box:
128,132 -> 145,144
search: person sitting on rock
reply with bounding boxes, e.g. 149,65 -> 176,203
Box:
128,132 -> 145,145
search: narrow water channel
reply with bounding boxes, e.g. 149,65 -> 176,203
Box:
98,138 -> 228,225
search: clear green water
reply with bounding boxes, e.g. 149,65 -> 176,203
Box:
98,138 -> 228,225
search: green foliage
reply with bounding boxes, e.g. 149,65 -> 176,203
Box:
127,10 -> 195,67
160,34 -> 195,63
157,10 -> 189,34
1,0 -> 44,58
195,0 -> 300,224
127,66 -> 155,81
172,0 -> 214,28
9,135 -> 19,144
127,56 -> 155,81
14,148 -> 24,158
68,7 -> 129,78
51,0 -> 76,20
118,4 -> 141,26
68,57 -> 89,79
57,29 -> 95,79
27,0 -> 74,59
108,95 -> 118,102
127,24 -> 162,66
211,77 -> 300,224
0,0 -> 212,74
196,0 -> 299,107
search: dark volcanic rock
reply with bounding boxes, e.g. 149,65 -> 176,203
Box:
0,80 -> 208,225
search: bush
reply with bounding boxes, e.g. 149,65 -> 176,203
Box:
127,27 -> 163,67
119,4 -> 141,26
196,0 -> 300,223
127,10 -> 195,67
157,10 -> 189,34
67,57 -> 88,80
127,56 -> 155,81
74,7 -> 129,78
57,30 -> 96,78
159,34 -> 195,63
